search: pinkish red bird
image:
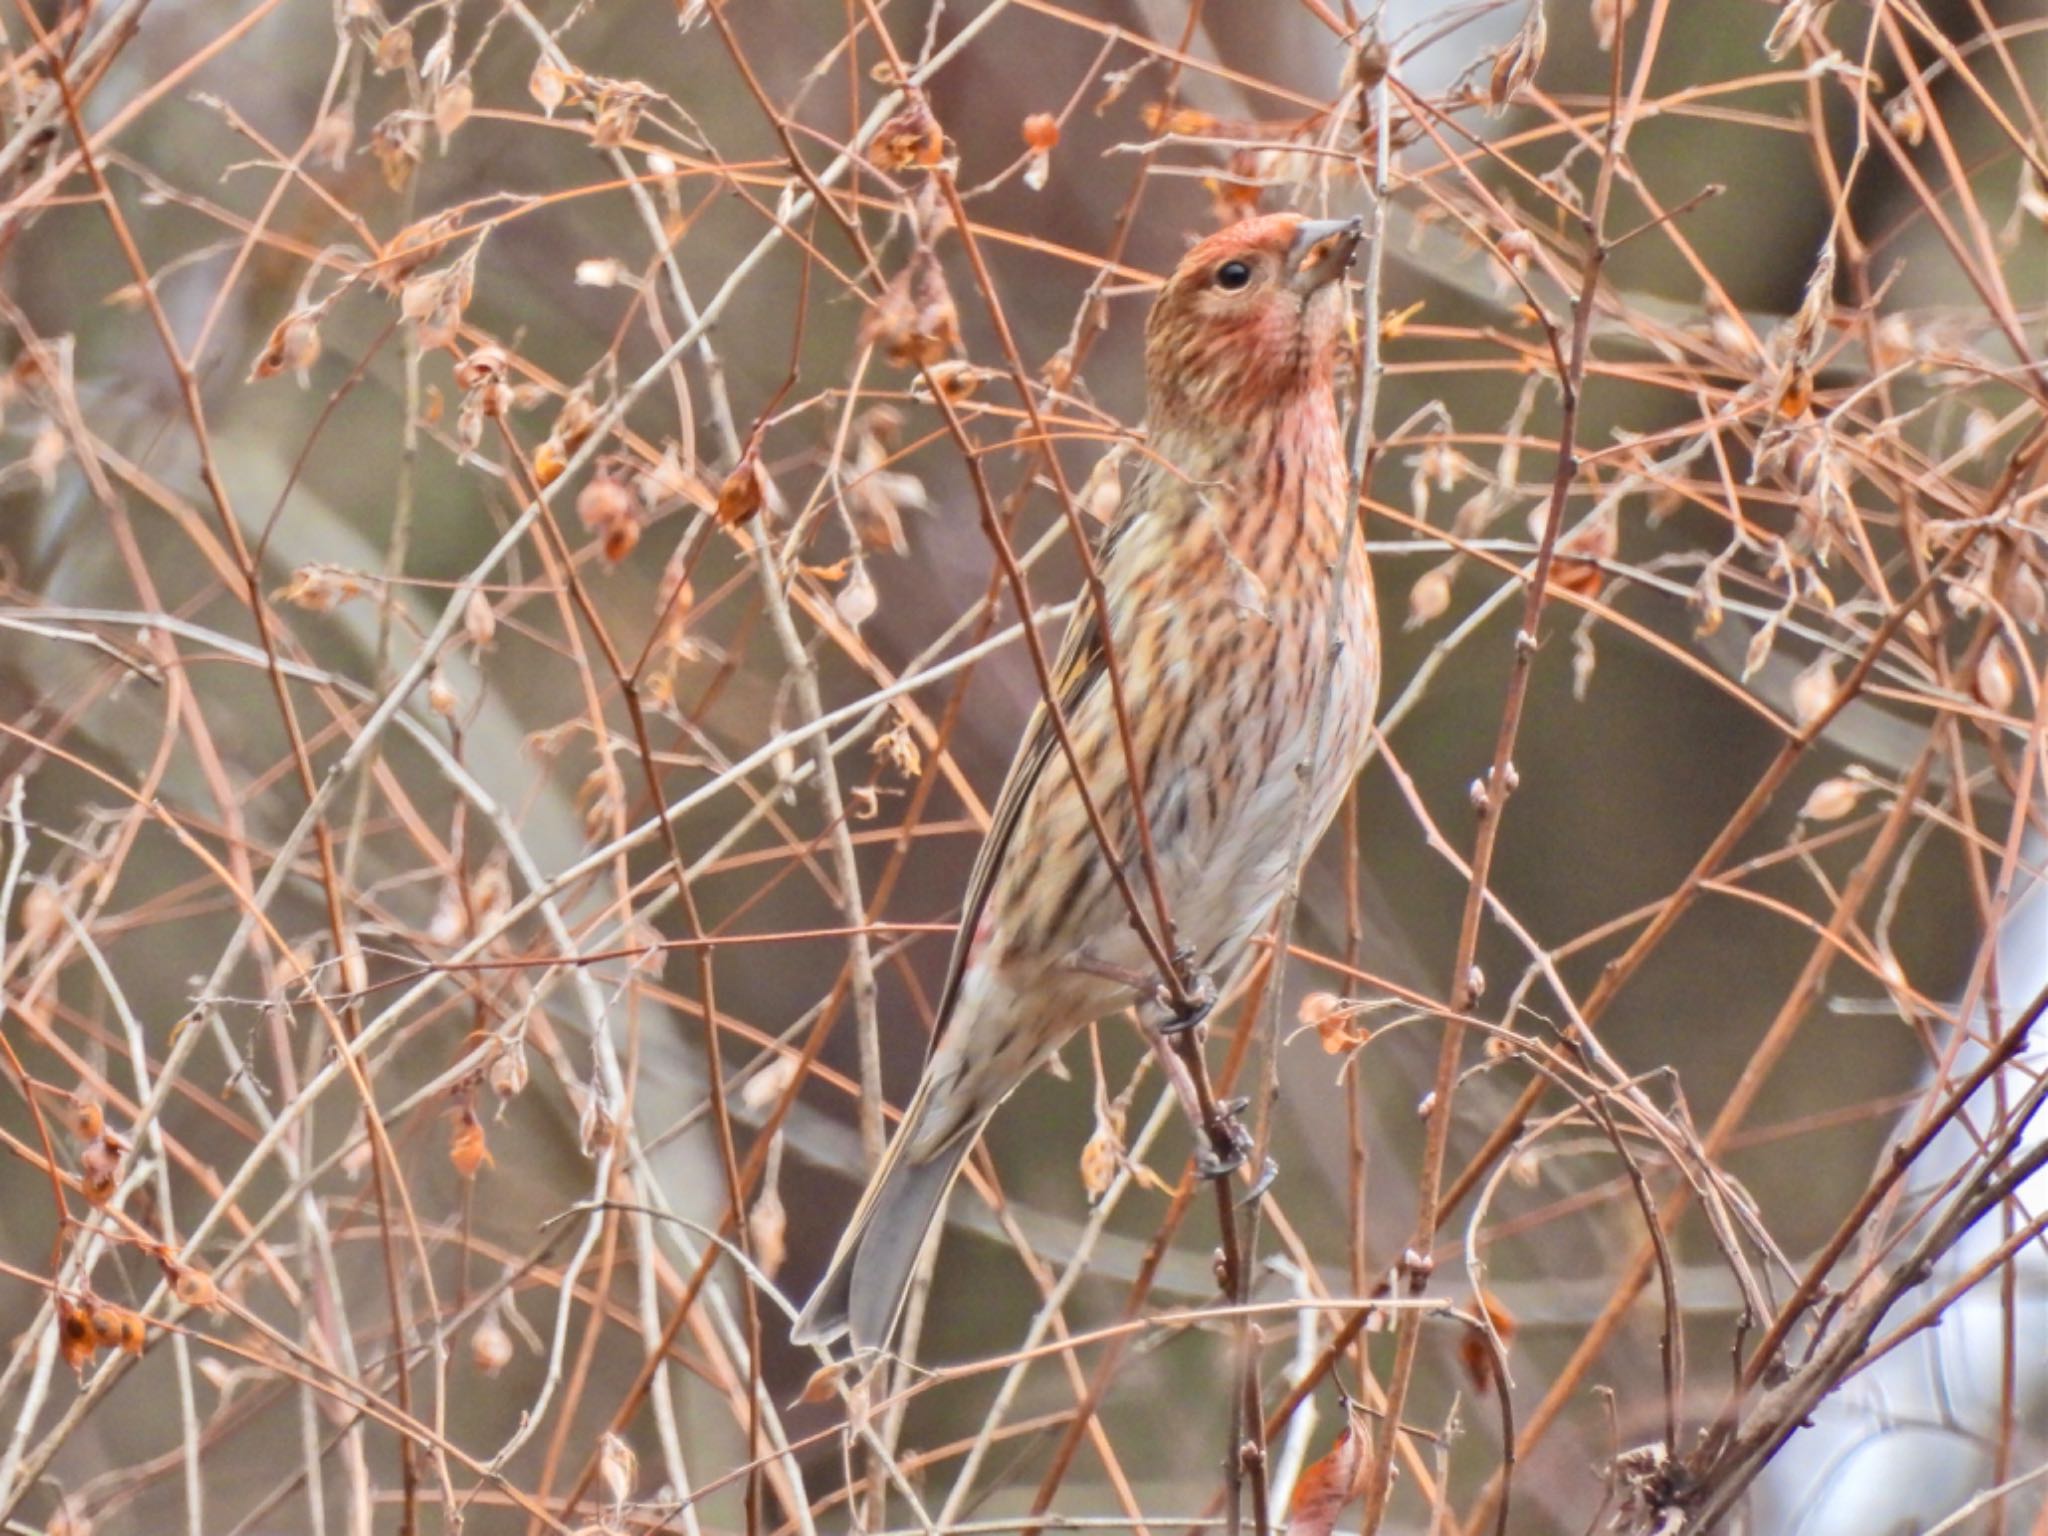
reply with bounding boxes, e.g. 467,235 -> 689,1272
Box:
795,212 -> 1379,1351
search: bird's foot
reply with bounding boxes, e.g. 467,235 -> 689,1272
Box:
1156,969 -> 1219,1037
1239,1155 -> 1280,1206
1195,1096 -> 1256,1180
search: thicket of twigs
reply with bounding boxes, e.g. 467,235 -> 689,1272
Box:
0,0 -> 2044,1532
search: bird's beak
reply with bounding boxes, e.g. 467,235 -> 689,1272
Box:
1288,216 -> 1364,295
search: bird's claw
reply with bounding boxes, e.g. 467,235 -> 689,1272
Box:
1239,1156 -> 1280,1206
1195,1108 -> 1255,1181
1156,971 -> 1219,1037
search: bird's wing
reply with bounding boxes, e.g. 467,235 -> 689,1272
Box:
924,541 -> 1131,1055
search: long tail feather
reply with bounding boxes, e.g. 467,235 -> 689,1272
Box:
791,1090 -> 978,1351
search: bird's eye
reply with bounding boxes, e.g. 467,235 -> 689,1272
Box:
1214,259 -> 1253,291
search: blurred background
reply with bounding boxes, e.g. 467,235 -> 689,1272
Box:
0,0 -> 2043,1532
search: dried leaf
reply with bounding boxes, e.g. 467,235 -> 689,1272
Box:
66,1093 -> 104,1143
1741,614 -> 1780,682
450,1107 -> 493,1178
1775,362 -> 1814,420
871,98 -> 944,170
717,453 -> 768,528
58,1299 -> 95,1370
79,1136 -> 121,1206
1765,0 -> 1818,61
1079,1104 -> 1125,1201
1285,1421 -> 1368,1536
1458,1290 -> 1518,1393
369,113 -> 423,191
590,80 -> 650,149
860,250 -> 958,368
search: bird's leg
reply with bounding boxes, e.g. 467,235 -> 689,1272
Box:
1137,969 -> 1266,1185
1141,1015 -> 1208,1127
1153,950 -> 1216,1037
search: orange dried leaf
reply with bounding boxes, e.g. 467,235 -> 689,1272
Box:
872,101 -> 944,169
450,1108 -> 493,1178
58,1299 -> 95,1370
79,1137 -> 121,1207
1141,103 -> 1217,137
1379,300 -> 1426,341
716,454 -> 767,528
174,1266 -> 221,1314
1284,1421 -> 1368,1536
798,1359 -> 846,1402
67,1093 -> 104,1143
1458,1290 -> 1518,1392
576,474 -> 635,533
534,439 -> 569,487
1776,362 -> 1814,421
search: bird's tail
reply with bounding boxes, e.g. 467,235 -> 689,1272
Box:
790,1082 -> 979,1351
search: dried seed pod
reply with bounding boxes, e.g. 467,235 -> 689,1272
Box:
575,474 -> 635,534
1078,1114 -> 1123,1201
67,1093 -> 104,1142
489,1039 -> 529,1101
434,71 -> 474,149
451,346 -> 506,393
1975,638 -> 2016,714
1406,563 -> 1453,629
871,97 -> 944,170
1799,776 -> 1866,822
58,1298 -> 95,1369
748,1182 -> 788,1278
1458,1290 -> 1519,1393
79,1136 -> 121,1207
249,307 -> 324,384
716,452 -> 768,529
463,589 -> 497,649
173,1266 -> 222,1314
470,1312 -> 513,1376
1790,654 -> 1836,729
835,560 -> 878,628
597,1431 -> 638,1507
1487,2 -> 1546,114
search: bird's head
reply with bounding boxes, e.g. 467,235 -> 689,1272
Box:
1143,212 -> 1362,431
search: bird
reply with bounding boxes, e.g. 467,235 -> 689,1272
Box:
792,211 -> 1380,1352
